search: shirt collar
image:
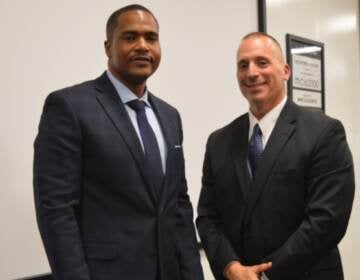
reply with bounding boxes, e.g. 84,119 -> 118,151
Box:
248,95 -> 287,139
106,69 -> 151,107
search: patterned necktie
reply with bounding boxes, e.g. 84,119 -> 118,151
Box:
247,123 -> 263,180
127,100 -> 164,192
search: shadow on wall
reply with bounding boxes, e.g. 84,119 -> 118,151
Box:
14,273 -> 52,280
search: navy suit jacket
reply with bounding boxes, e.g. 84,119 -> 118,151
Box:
197,100 -> 354,280
34,72 -> 203,280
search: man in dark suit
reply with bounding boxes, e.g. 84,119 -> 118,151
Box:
196,32 -> 355,280
33,4 -> 203,280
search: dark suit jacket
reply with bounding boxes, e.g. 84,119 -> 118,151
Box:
196,100 -> 354,280
34,72 -> 203,280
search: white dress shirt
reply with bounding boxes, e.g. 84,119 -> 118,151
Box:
248,95 -> 288,149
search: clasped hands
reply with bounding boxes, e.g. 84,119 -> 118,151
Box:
224,261 -> 272,280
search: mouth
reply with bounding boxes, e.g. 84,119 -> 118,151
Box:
245,81 -> 267,89
130,55 -> 152,65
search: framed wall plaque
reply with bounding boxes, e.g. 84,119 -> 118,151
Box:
286,34 -> 325,112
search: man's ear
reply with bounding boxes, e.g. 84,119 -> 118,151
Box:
104,40 -> 111,58
284,63 -> 291,81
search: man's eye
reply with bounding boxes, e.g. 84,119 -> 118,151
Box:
238,62 -> 248,70
122,34 -> 136,42
146,35 -> 158,43
258,60 -> 268,67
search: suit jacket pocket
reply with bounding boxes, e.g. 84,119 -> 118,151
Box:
84,242 -> 118,260
166,145 -> 183,176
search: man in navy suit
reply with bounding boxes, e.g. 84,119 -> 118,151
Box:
197,32 -> 354,280
34,5 -> 203,280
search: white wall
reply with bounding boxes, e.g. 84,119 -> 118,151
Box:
5,1 -> 357,279
0,1 -> 257,279
267,0 -> 360,278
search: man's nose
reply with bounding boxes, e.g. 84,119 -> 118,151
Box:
136,37 -> 149,51
247,62 -> 259,77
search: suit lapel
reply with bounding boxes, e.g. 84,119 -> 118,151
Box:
93,72 -> 159,204
243,101 -> 297,227
231,114 -> 251,200
148,94 -> 175,206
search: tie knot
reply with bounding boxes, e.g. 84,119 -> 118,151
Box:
127,100 -> 146,112
253,123 -> 262,137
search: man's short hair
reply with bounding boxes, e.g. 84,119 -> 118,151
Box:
242,32 -> 284,61
106,4 -> 159,40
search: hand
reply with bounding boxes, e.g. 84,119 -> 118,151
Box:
224,261 -> 272,280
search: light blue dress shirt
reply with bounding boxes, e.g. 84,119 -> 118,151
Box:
106,70 -> 167,173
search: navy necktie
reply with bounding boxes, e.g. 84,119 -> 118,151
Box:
247,123 -> 263,180
127,100 -> 164,193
